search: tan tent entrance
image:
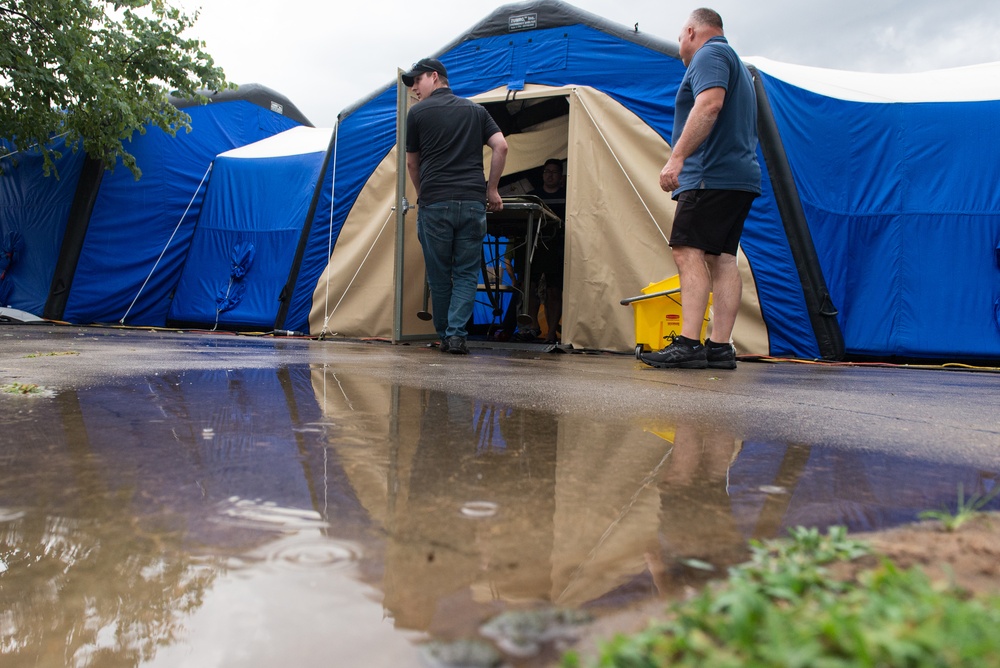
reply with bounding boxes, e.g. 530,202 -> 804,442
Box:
309,83 -> 769,354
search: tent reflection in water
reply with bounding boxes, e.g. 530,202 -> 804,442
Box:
309,365 -> 752,628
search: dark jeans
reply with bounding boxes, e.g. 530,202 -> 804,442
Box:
417,200 -> 487,339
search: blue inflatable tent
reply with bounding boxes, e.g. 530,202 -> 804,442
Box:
306,0 -> 833,359
167,126 -> 334,331
0,135 -> 90,317
5,0 -> 999,362
306,0 -> 1000,362
745,58 -> 1000,360
0,84 -> 309,326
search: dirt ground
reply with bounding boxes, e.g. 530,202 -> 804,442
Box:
847,512 -> 1000,594
569,513 -> 1000,662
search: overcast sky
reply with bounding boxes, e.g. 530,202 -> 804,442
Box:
177,0 -> 1000,128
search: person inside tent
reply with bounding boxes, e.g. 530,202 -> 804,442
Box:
505,158 -> 566,344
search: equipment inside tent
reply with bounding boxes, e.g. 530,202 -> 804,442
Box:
167,126 -> 334,331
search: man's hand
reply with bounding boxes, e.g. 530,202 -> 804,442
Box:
660,155 -> 682,192
487,188 -> 504,212
485,131 -> 508,212
660,86 -> 725,193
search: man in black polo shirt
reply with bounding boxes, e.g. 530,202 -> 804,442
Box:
403,57 -> 508,355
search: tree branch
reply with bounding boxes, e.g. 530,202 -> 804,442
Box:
0,5 -> 51,35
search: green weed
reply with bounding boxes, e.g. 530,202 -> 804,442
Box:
2,382 -> 43,395
563,525 -> 1000,668
919,484 -> 1000,531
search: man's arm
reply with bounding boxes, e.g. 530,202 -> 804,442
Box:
659,86 -> 725,192
405,151 -> 421,201
485,131 -> 508,211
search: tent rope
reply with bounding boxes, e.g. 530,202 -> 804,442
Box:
573,89 -> 670,246
320,124 -> 341,337
213,278 -> 233,331
0,131 -> 71,163
555,443 -> 675,603
120,163 -> 213,325
320,208 -> 393,336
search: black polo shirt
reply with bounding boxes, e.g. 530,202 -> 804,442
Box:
405,88 -> 501,205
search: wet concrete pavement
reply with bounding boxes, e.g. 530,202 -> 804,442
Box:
1,324 -> 998,667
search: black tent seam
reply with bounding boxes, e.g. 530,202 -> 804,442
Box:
750,65 -> 845,361
43,156 -> 104,320
274,128 -> 337,330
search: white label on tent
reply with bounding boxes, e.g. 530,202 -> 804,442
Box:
270,101 -> 284,115
509,12 -> 537,31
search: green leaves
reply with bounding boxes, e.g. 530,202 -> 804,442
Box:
571,526 -> 1000,667
919,484 -> 1000,532
0,0 -> 232,179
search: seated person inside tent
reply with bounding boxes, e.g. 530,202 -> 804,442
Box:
498,158 -> 566,343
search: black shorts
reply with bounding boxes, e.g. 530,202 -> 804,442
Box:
533,245 -> 564,288
669,189 -> 758,256
533,229 -> 565,289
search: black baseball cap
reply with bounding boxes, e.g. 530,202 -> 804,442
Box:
401,58 -> 448,87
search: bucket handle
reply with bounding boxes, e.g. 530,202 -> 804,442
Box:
619,287 -> 681,306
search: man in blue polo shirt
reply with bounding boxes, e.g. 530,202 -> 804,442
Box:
641,8 -> 761,370
403,57 -> 508,355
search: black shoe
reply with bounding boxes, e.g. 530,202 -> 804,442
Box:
640,336 -> 707,369
439,338 -> 450,353
446,335 -> 469,355
706,340 -> 737,370
512,328 -> 539,343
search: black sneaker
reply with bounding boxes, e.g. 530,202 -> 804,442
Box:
439,338 -> 450,353
446,335 -> 469,355
706,340 -> 737,370
640,336 -> 707,369
512,328 -> 540,343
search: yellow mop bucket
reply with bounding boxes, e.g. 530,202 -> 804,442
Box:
620,275 -> 711,359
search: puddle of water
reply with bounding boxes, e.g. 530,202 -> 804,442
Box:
0,365 -> 996,667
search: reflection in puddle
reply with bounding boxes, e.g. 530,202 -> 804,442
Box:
0,364 -> 996,666
257,534 -> 360,572
461,501 -> 500,519
217,496 -> 329,531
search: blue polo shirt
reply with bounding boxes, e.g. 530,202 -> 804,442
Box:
671,36 -> 761,197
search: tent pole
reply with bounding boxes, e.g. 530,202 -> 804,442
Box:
393,70 -> 409,343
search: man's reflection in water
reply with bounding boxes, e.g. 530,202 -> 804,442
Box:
382,390 -> 557,634
645,422 -> 748,597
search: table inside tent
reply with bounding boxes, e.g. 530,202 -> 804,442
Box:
481,196 -> 562,328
